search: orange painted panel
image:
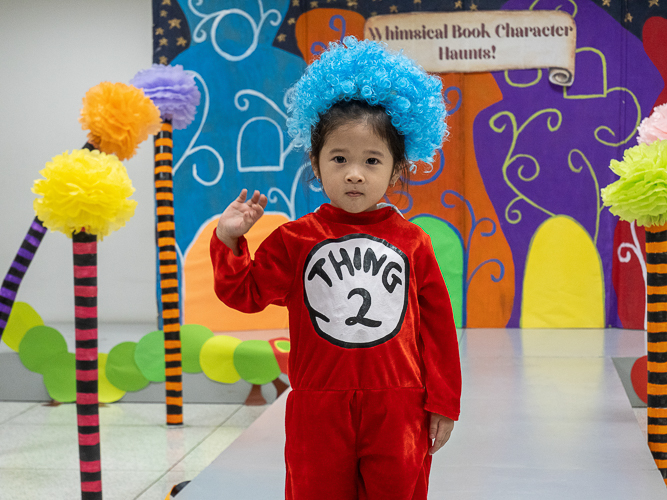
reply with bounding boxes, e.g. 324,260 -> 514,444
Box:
295,9 -> 366,64
389,72 -> 514,327
183,215 -> 290,332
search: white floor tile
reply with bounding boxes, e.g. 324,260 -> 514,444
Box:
99,425 -> 216,472
0,468 -> 171,500
99,402 -> 242,427
172,426 -> 246,473
0,402 -> 38,425
0,399 -> 260,499
0,468 -> 82,500
222,404 -> 269,427
0,424 -> 80,470
3,402 -> 243,428
101,470 -> 171,500
3,402 -> 77,426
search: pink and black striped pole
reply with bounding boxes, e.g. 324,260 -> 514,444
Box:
72,230 -> 102,500
0,217 -> 47,340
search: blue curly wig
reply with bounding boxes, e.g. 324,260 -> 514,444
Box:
286,37 -> 447,164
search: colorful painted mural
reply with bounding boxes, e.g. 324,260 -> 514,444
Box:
153,0 -> 667,330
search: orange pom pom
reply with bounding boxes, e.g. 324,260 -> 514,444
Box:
80,82 -> 162,161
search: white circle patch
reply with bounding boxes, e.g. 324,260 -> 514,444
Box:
303,234 -> 409,348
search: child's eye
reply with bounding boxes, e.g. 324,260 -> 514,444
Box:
332,156 -> 346,163
367,158 -> 380,165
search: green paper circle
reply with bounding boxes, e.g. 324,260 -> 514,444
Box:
134,330 -> 165,383
18,326 -> 68,374
106,342 -> 150,392
3,302 -> 44,352
275,340 -> 291,352
234,340 -> 281,385
181,324 -> 214,373
42,352 -> 76,403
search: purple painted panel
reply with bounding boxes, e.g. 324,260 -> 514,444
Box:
474,0 -> 662,326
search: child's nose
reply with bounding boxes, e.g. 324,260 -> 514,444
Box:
345,166 -> 364,183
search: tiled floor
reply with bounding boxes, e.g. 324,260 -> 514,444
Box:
0,401 -> 267,500
0,328 -> 662,499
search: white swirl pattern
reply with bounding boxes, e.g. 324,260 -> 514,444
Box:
267,161 -> 322,221
175,0 -> 322,238
189,0 -> 281,61
234,89 -> 295,173
172,71 -> 224,186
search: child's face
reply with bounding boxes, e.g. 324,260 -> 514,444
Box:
312,120 -> 400,213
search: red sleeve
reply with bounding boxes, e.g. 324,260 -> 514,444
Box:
416,239 -> 462,421
210,227 -> 293,312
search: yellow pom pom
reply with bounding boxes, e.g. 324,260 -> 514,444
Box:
79,82 -> 162,161
32,149 -> 137,239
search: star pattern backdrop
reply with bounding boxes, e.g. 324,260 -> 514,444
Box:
151,0 -> 667,332
152,0 -> 191,64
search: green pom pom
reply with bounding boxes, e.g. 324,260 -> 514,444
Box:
601,141 -> 667,227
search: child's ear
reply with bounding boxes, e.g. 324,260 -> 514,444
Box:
310,153 -> 320,179
390,171 -> 400,187
390,162 -> 405,187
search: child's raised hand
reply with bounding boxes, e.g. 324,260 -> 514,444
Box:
428,412 -> 454,455
216,189 -> 268,254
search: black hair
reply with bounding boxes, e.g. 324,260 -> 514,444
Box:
308,100 -> 410,189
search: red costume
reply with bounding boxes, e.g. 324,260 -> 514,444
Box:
210,203 -> 461,499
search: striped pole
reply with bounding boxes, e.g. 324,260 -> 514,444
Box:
0,217 -> 47,340
155,119 -> 183,426
72,230 -> 102,499
646,222 -> 667,484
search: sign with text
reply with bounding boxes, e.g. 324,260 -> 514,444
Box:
364,11 -> 576,85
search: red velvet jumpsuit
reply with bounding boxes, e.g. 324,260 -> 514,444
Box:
210,204 -> 461,500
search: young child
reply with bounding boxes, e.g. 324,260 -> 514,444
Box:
210,37 -> 461,500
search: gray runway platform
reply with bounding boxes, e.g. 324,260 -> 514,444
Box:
177,329 -> 667,499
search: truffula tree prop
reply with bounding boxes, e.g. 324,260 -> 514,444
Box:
602,103 -> 667,484
130,64 -> 201,426
32,149 -> 137,500
0,82 -> 160,344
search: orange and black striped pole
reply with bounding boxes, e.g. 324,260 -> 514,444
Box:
72,230 -> 103,499
154,119 -> 183,426
646,222 -> 667,484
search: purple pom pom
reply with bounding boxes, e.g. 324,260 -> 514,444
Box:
130,64 -> 201,130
